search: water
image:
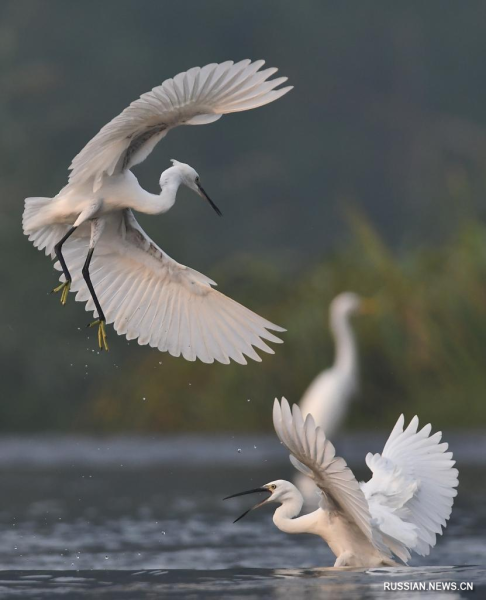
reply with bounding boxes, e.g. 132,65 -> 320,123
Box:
0,434 -> 483,598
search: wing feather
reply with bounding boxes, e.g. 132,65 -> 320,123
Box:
54,210 -> 283,364
273,398 -> 373,542
69,60 -> 292,191
362,414 -> 459,559
135,279 -> 162,346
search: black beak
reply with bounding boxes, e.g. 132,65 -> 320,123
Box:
223,487 -> 271,523
196,182 -> 222,217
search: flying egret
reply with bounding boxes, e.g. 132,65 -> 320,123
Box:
225,398 -> 458,568
22,60 -> 291,361
297,292 -> 370,501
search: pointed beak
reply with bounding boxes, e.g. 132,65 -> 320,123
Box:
196,182 -> 222,217
223,487 -> 272,523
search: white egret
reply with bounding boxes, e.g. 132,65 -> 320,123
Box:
297,292 -> 368,501
300,292 -> 366,437
22,60 -> 291,361
225,398 -> 458,568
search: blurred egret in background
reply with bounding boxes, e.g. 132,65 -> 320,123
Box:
299,292 -> 367,436
23,60 -> 291,362
225,398 -> 458,568
296,292 -> 373,500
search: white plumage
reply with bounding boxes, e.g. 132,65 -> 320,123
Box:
54,211 -> 282,364
22,60 -> 291,360
226,398 -> 458,567
299,292 -> 363,438
362,414 -> 459,557
68,59 -> 292,192
296,292 -> 362,502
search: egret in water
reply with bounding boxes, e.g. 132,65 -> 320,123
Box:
225,398 -> 458,567
23,60 -> 291,361
297,292 -> 371,501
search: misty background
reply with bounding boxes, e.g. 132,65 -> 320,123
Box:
2,0 -> 486,433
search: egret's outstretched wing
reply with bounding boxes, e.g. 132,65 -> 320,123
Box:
69,60 -> 292,191
362,415 -> 458,558
273,398 -> 373,542
55,210 -> 284,364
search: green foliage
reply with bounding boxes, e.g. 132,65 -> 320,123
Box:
86,212 -> 486,432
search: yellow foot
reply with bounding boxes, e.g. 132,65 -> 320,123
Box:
88,319 -> 109,351
51,280 -> 71,305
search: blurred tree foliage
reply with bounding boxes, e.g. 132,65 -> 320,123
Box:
2,1 -> 486,431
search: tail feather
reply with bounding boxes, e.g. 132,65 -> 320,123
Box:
23,197 -> 70,257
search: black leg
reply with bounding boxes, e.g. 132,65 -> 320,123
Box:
83,248 -> 106,321
82,247 -> 105,322
52,226 -> 77,304
83,247 -> 109,351
54,226 -> 77,283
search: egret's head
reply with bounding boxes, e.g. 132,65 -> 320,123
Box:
224,479 -> 296,522
161,159 -> 222,216
331,292 -> 362,317
330,292 -> 377,326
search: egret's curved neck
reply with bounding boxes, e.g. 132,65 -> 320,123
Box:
137,169 -> 182,215
157,179 -> 180,214
330,309 -> 357,377
272,491 -> 308,534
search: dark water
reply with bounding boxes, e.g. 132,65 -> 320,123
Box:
0,434 -> 484,598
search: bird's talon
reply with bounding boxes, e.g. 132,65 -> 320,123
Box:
51,281 -> 71,305
88,319 -> 109,351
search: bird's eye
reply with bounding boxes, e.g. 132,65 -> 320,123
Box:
270,485 -> 277,491
195,176 -> 200,183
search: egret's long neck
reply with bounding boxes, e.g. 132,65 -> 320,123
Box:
272,490 -> 310,534
330,309 -> 357,378
158,179 -> 180,213
137,170 -> 182,215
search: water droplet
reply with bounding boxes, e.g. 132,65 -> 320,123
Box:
104,555 -> 109,560
237,448 -> 242,453
254,445 -> 257,449
247,398 -> 251,402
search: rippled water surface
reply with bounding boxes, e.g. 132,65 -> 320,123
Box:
0,433 -> 483,598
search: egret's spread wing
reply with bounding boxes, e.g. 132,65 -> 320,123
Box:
362,415 -> 458,558
69,60 -> 292,191
55,210 -> 284,364
273,398 -> 373,542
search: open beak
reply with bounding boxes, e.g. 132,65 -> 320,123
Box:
196,182 -> 222,217
223,487 -> 272,523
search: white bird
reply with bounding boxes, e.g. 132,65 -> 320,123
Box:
22,60 -> 291,361
300,292 -> 365,438
296,292 -> 369,502
225,398 -> 458,568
